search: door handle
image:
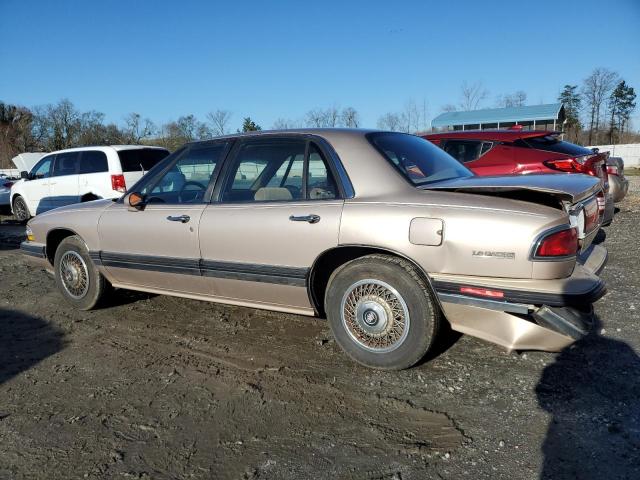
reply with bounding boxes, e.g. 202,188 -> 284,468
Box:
289,214 -> 321,224
166,215 -> 191,223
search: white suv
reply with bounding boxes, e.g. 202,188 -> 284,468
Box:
10,145 -> 169,222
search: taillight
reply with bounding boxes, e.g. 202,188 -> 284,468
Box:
543,155 -> 604,179
111,174 -> 126,193
534,228 -> 578,258
606,165 -> 619,176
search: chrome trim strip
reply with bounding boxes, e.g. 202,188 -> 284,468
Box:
95,251 -> 309,285
437,293 -> 531,315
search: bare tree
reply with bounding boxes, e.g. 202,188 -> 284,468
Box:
377,112 -> 402,131
459,81 -> 488,111
123,113 -> 156,143
496,91 -> 527,108
582,68 -> 619,144
305,106 -> 341,127
325,106 -> 340,127
441,104 -> 458,112
272,117 -> 300,129
206,109 -> 232,136
341,107 -> 360,128
305,108 -> 326,127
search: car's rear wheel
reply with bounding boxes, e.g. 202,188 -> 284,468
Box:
12,196 -> 30,223
54,235 -> 110,310
325,254 -> 441,370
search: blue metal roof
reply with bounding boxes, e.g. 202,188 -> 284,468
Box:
431,103 -> 563,128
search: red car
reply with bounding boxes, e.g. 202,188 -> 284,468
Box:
422,129 -> 613,225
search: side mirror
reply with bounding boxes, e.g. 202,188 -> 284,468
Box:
126,192 -> 146,211
20,171 -> 29,180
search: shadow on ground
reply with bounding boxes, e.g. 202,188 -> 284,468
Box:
0,308 -> 65,386
537,315 -> 640,479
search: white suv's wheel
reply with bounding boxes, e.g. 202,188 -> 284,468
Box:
12,196 -> 30,223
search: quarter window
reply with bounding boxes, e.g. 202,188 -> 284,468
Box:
52,152 -> 80,176
141,142 -> 229,204
80,151 -> 109,174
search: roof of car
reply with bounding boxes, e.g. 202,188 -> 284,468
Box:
186,128 -> 381,145
422,129 -> 560,142
45,145 -> 168,155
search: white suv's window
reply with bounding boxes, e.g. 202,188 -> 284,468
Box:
79,151 -> 108,174
52,152 -> 80,177
31,156 -> 54,179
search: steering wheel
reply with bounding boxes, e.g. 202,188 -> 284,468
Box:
178,180 -> 207,203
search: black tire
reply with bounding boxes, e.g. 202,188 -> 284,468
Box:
325,254 -> 442,370
54,235 -> 110,310
12,195 -> 30,223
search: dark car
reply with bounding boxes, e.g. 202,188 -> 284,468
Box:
422,129 -> 614,225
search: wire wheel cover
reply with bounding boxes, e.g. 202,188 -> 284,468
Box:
341,279 -> 410,353
59,251 -> 89,299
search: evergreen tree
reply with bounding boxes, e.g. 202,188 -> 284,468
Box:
558,85 -> 581,142
241,117 -> 262,132
607,80 -> 636,143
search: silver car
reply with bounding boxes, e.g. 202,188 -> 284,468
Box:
21,129 -> 607,369
607,156 -> 629,203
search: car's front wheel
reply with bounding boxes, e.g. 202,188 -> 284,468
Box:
12,195 -> 30,223
54,235 -> 110,310
325,254 -> 442,370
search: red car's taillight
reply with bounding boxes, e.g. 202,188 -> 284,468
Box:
543,155 -> 604,179
534,228 -> 578,258
111,174 -> 126,193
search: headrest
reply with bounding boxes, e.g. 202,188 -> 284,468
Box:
254,187 -> 293,201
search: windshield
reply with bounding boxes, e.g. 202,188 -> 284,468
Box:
367,132 -> 473,186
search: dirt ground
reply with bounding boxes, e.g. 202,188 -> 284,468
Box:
1,180 -> 639,480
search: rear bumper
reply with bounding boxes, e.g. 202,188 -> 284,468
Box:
601,193 -> 615,226
432,243 -> 607,352
608,175 -> 629,203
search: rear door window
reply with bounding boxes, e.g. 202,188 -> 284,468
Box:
443,140 -> 484,163
79,151 -> 108,174
118,149 -> 170,172
52,152 -> 80,177
307,144 -> 337,200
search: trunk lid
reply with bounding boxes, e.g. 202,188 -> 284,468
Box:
420,173 -> 601,204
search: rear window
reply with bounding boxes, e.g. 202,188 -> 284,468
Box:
367,132 -> 473,186
118,148 -> 170,172
518,135 -> 592,156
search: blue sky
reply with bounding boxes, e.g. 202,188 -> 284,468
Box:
1,0 -> 639,130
